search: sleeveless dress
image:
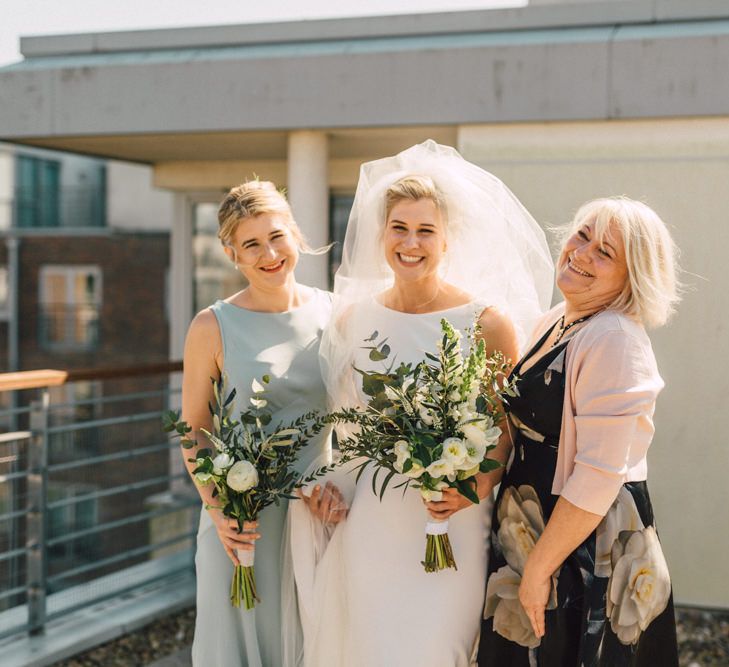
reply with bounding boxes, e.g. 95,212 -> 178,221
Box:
191,288 -> 332,667
478,319 -> 678,667
290,299 -> 493,667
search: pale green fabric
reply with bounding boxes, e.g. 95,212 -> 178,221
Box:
191,288 -> 332,667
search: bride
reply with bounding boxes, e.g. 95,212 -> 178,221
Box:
283,141 -> 553,667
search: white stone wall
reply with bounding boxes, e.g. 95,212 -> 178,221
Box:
459,118 -> 729,608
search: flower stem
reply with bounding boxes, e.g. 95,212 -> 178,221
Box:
422,533 -> 458,573
230,565 -> 260,609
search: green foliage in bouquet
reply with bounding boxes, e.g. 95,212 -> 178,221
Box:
163,374 -> 327,607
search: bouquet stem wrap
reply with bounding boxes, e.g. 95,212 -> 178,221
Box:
423,518 -> 457,573
232,546 -> 259,610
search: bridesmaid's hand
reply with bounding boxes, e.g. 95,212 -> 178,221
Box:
424,487 -> 473,520
209,509 -> 260,566
298,482 -> 348,524
518,562 -> 551,640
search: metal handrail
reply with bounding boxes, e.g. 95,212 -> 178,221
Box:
0,360 -> 190,638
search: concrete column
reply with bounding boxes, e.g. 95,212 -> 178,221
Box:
287,131 -> 329,289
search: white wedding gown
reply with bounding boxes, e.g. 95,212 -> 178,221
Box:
286,299 -> 493,667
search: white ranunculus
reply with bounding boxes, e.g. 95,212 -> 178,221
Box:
496,485 -> 546,575
442,437 -> 468,467
595,487 -> 645,577
461,421 -> 488,448
212,452 -> 234,475
426,458 -> 455,480
420,481 -> 448,502
484,564 -> 558,649
606,526 -> 671,645
226,460 -> 259,492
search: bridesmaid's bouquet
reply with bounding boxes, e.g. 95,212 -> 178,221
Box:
334,318 -> 516,572
163,374 -> 326,609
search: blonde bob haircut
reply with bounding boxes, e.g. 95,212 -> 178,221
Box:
217,180 -> 324,254
563,197 -> 680,328
385,174 -> 447,223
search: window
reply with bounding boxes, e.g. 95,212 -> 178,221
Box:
15,155 -> 61,228
329,194 -> 355,287
39,266 -> 102,351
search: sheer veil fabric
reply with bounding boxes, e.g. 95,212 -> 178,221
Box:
281,141 -> 554,666
320,140 -> 554,410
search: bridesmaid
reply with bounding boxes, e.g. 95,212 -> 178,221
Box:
181,181 -> 331,667
479,197 -> 680,666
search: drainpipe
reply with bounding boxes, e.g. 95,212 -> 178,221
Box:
6,235 -> 19,428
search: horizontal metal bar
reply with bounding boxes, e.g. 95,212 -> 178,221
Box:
0,585 -> 26,602
50,387 -> 180,412
47,472 -> 189,509
0,620 -> 30,642
0,468 -> 31,482
47,409 -> 163,434
48,440 -> 176,472
0,546 -> 28,564
47,500 -> 199,547
0,405 -> 32,418
0,507 -> 30,523
0,431 -> 31,445
48,531 -> 196,584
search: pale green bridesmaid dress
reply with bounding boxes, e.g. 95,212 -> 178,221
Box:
191,288 -> 332,667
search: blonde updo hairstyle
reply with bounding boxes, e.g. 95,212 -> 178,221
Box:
217,180 -> 317,256
384,174 -> 448,227
564,197 -> 680,328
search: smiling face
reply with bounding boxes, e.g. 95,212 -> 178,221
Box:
556,217 -> 629,312
224,212 -> 299,289
383,198 -> 447,284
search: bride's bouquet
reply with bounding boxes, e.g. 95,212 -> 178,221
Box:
163,374 -> 325,609
334,318 -> 516,573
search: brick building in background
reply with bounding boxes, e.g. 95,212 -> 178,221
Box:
0,144 -> 177,593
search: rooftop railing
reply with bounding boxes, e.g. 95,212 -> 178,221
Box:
0,361 -> 195,641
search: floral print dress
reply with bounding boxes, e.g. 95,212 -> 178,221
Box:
478,320 -> 678,667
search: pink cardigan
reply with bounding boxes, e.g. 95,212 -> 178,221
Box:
526,304 -> 664,516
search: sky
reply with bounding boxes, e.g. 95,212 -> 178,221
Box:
0,0 -> 526,67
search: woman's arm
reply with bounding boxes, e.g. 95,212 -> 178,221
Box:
426,307 -> 519,519
181,310 -> 259,563
519,497 -> 603,638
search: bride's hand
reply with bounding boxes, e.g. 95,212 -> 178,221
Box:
298,482 -> 348,524
424,487 -> 473,520
208,509 -> 260,565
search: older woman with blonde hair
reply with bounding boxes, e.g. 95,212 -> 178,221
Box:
181,180 -> 331,667
478,197 -> 680,666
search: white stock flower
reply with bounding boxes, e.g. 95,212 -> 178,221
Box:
212,452 -> 234,475
226,460 -> 259,492
606,527 -> 671,645
442,437 -> 468,467
595,487 -> 645,577
448,389 -> 461,402
496,485 -> 546,575
420,481 -> 448,502
426,458 -> 455,480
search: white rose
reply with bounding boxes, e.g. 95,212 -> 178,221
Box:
212,452 -> 234,476
595,487 -> 644,577
441,437 -> 468,467
496,485 -> 546,575
226,460 -> 259,492
606,526 -> 671,645
425,458 -> 455,480
461,421 -> 488,448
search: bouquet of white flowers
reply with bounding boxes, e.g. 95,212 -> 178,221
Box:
334,318 -> 516,572
163,374 -> 326,609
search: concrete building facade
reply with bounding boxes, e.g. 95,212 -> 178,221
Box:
0,0 -> 727,608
